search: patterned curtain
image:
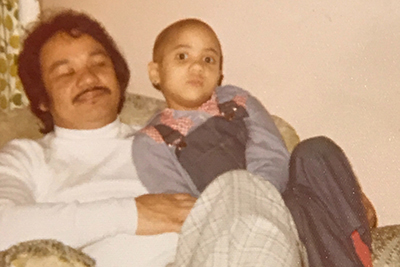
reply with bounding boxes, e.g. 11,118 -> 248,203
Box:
0,0 -> 39,111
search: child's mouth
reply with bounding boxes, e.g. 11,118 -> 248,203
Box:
187,79 -> 204,87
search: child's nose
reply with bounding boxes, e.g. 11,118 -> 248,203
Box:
189,59 -> 205,73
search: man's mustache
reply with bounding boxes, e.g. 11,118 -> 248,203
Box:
72,86 -> 112,103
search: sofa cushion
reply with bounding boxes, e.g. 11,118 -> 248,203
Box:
0,93 -> 167,148
371,224 -> 400,266
0,93 -> 300,153
0,92 -> 393,261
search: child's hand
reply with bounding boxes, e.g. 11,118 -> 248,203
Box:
135,193 -> 196,235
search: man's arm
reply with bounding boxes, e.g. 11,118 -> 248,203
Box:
0,196 -> 138,250
0,140 -> 195,250
0,137 -> 138,249
0,193 -> 195,249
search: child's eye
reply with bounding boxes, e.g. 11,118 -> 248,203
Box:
204,56 -> 215,63
176,53 -> 188,60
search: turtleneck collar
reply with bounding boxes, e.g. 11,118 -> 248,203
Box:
53,118 -> 123,139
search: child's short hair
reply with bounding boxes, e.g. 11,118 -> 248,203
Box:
152,18 -> 223,66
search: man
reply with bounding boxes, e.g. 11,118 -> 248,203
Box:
0,10 -> 196,266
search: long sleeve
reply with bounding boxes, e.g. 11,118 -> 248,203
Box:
132,132 -> 200,196
134,85 -> 290,195
216,85 -> 290,193
243,91 -> 290,192
0,136 -> 141,250
0,198 -> 138,250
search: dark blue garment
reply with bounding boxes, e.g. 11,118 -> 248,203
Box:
154,101 -> 249,193
282,136 -> 372,267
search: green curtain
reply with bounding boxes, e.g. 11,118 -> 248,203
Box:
0,0 -> 28,111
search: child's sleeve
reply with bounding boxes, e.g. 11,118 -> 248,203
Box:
132,130 -> 200,196
243,93 -> 290,193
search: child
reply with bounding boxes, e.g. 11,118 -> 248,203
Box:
132,18 -> 290,196
132,18 -> 372,266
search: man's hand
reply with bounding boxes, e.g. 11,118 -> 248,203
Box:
135,193 -> 196,235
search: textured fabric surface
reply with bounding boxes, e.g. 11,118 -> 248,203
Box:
132,85 -> 290,197
0,120 -> 178,267
0,92 -> 391,262
0,93 -> 166,147
169,170 -> 308,267
0,239 -> 95,267
0,0 -> 30,110
0,92 -> 296,151
371,225 -> 400,267
283,136 -> 371,267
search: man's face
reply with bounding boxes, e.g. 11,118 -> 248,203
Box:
149,24 -> 222,110
40,32 -> 121,130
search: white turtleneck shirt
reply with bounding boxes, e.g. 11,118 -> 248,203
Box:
0,119 -> 179,267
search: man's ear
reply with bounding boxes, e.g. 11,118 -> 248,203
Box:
39,102 -> 49,112
148,61 -> 161,90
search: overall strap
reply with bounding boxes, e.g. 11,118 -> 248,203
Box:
154,99 -> 248,148
153,124 -> 187,150
218,100 -> 248,121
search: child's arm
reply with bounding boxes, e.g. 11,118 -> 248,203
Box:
244,94 -> 290,192
132,131 -> 201,197
217,85 -> 290,192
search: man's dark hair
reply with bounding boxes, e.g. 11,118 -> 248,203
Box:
18,10 -> 130,133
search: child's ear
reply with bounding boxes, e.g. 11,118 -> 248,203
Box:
148,61 -> 161,90
218,73 -> 224,86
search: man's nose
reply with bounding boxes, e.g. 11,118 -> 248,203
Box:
76,67 -> 99,88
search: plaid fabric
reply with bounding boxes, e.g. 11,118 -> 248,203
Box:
160,109 -> 194,136
140,126 -> 164,143
141,92 -> 248,143
197,93 -> 220,116
232,94 -> 247,108
169,170 -> 308,267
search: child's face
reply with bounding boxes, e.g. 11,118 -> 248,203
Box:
149,24 -> 222,110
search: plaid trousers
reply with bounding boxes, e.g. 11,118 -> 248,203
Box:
169,170 -> 308,267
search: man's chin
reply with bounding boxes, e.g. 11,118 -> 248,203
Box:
68,104 -> 119,128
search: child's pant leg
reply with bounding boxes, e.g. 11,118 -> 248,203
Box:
282,136 -> 372,267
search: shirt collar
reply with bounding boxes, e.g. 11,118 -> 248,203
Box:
54,118 -> 122,139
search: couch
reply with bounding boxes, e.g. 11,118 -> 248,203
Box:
0,93 -> 399,266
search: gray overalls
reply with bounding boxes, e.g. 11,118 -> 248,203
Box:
145,100 -> 249,193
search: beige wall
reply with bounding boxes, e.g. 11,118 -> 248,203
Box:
41,0 -> 400,226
